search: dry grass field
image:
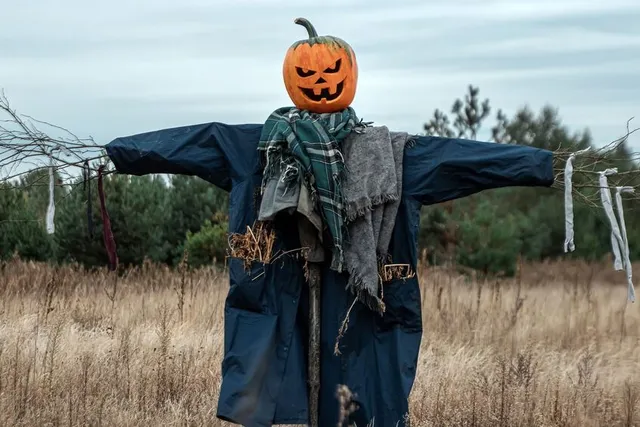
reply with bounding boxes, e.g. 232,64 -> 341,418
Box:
1,257 -> 639,426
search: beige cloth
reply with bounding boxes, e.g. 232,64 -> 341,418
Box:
258,173 -> 325,262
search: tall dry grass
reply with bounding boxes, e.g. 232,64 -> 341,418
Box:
0,257 -> 639,426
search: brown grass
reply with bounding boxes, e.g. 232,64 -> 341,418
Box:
228,222 -> 277,266
0,257 -> 639,426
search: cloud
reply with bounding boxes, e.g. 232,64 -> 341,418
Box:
0,0 -> 637,154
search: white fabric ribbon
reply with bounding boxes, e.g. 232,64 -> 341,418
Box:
615,186 -> 635,302
563,147 -> 590,252
46,156 -> 55,234
599,168 -> 624,270
599,169 -> 636,302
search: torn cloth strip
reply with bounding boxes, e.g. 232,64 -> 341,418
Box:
599,168 -> 624,271
340,127 -> 409,313
46,156 -> 55,234
563,147 -> 590,252
257,106 -> 367,271
83,161 -> 93,239
97,165 -> 118,270
615,186 -> 636,302
258,169 -> 325,263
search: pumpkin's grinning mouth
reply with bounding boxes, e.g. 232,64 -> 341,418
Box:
298,81 -> 344,102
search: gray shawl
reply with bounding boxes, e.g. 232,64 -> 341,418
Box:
341,126 -> 410,314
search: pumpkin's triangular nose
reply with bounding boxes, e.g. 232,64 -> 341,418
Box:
315,77 -> 327,84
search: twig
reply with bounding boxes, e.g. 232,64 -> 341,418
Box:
551,118 -> 640,207
0,89 -> 111,187
246,225 -> 263,262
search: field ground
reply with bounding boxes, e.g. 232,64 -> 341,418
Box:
1,258 -> 639,426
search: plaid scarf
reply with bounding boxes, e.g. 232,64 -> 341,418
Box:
258,106 -> 366,271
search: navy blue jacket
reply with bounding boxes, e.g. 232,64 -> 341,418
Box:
105,122 -> 554,426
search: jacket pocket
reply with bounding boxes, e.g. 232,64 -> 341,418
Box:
376,276 -> 422,333
226,256 -> 271,313
218,308 -> 278,426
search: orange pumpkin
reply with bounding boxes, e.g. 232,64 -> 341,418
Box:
282,17 -> 358,114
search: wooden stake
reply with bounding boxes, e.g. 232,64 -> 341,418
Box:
307,262 -> 321,427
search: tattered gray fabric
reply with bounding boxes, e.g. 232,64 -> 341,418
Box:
258,167 -> 325,263
341,127 -> 410,313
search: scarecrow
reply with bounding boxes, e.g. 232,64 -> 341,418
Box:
0,17 -> 637,427
102,18 -> 553,427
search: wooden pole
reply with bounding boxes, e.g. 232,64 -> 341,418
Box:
307,262 -> 321,427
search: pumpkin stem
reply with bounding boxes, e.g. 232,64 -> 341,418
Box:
294,17 -> 319,39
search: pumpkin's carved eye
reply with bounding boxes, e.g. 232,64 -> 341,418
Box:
296,67 -> 316,78
324,58 -> 341,73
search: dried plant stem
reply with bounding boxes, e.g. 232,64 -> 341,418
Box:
227,222 -> 276,267
0,89 -> 111,186
334,296 -> 358,356
551,118 -> 640,207
0,258 -> 638,426
380,263 -> 416,282
246,225 -> 263,261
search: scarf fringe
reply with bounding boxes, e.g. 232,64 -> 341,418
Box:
344,265 -> 386,316
345,192 -> 400,223
377,252 -> 393,266
341,252 -> 396,319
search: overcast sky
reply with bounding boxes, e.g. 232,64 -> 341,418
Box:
1,0 -> 639,154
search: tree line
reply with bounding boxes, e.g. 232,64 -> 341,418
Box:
1,85 -> 638,276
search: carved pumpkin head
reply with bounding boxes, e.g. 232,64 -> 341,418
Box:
282,18 -> 358,114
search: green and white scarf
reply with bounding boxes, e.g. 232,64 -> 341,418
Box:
258,106 -> 366,271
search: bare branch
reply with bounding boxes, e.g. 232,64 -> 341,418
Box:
552,118 -> 640,207
0,89 -> 111,188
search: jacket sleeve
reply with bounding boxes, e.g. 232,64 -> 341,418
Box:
403,135 -> 555,206
104,122 -> 263,191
